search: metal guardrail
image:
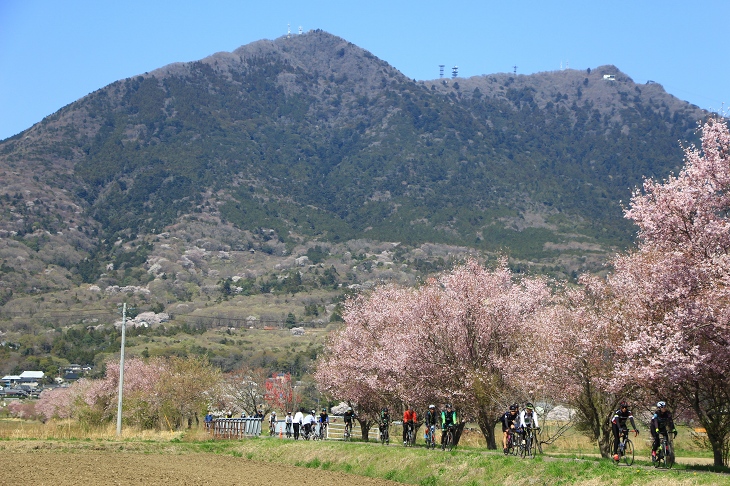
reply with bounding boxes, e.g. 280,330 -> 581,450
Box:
212,418 -> 263,439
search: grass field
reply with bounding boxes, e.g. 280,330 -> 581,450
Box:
1,419 -> 728,485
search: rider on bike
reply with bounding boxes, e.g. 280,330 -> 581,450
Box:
302,410 -> 316,438
343,406 -> 356,436
318,408 -> 329,438
285,411 -> 293,437
518,402 -> 540,442
268,411 -> 277,435
403,406 -> 417,445
380,407 -> 391,440
501,404 -> 519,454
611,401 -> 639,460
650,401 -> 677,462
425,404 -> 438,444
440,404 -> 457,450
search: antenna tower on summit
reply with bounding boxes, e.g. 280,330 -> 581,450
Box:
287,23 -> 291,39
452,65 -> 458,78
439,65 -> 445,78
299,26 -> 303,34
513,65 -> 518,75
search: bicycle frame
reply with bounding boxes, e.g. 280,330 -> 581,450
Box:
613,428 -> 634,466
655,432 -> 674,468
425,424 -> 436,449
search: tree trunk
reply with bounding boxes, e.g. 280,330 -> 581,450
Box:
476,408 -> 498,449
597,420 -> 612,458
357,418 -> 373,441
706,427 -> 727,467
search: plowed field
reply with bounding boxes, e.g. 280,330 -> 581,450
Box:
0,450 -> 398,486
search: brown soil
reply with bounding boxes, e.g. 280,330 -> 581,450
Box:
0,450 -> 398,486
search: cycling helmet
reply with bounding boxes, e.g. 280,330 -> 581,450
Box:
509,405 -> 517,411
429,404 -> 435,409
287,411 -> 292,415
657,401 -> 666,408
619,401 -> 628,409
446,403 -> 453,408
311,410 -> 316,414
347,407 -> 353,412
382,407 -> 388,412
525,402 -> 534,410
271,411 -> 276,416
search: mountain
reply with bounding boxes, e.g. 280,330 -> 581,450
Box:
0,30 -> 710,374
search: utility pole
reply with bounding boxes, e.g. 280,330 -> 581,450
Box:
116,302 -> 127,436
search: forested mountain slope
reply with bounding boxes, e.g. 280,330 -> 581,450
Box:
0,30 -> 710,374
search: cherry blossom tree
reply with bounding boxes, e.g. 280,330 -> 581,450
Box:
264,372 -> 300,414
316,259 -> 557,448
612,117 -> 730,466
219,365 -> 270,416
548,279 -> 640,457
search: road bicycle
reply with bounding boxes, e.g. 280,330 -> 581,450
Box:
343,421 -> 353,441
269,422 -> 276,437
285,422 -> 292,439
301,424 -> 312,440
425,425 -> 436,449
519,425 -> 537,458
379,422 -> 390,445
504,428 -> 518,456
612,428 -> 635,466
404,422 -> 415,447
441,425 -> 456,451
316,423 -> 327,440
654,432 -> 674,469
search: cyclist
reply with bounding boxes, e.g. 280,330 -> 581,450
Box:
269,411 -> 277,435
285,411 -> 293,438
293,408 -> 304,440
403,406 -> 416,445
611,401 -> 639,460
518,402 -> 540,443
440,404 -> 457,450
501,404 -> 519,454
343,406 -> 356,437
380,407 -> 391,441
302,410 -> 316,438
650,401 -> 677,462
318,407 -> 329,438
424,404 -> 438,445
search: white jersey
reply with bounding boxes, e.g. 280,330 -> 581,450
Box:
293,411 -> 304,424
303,414 -> 315,425
519,410 -> 539,429
285,415 -> 293,424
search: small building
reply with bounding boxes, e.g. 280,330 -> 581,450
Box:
603,74 -> 616,81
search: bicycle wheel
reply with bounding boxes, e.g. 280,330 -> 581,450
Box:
446,430 -> 454,451
526,434 -> 535,458
623,439 -> 634,466
520,434 -> 527,458
666,443 -> 674,469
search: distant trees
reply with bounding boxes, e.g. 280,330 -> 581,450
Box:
35,356 -> 221,429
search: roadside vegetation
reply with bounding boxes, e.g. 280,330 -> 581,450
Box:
0,419 -> 727,485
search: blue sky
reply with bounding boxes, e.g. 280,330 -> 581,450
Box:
1,0 -> 728,140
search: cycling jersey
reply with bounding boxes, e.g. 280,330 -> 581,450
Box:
441,409 -> 457,429
519,410 -> 539,429
651,410 -> 674,433
425,410 -> 439,427
501,410 -> 519,431
611,409 -> 637,429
